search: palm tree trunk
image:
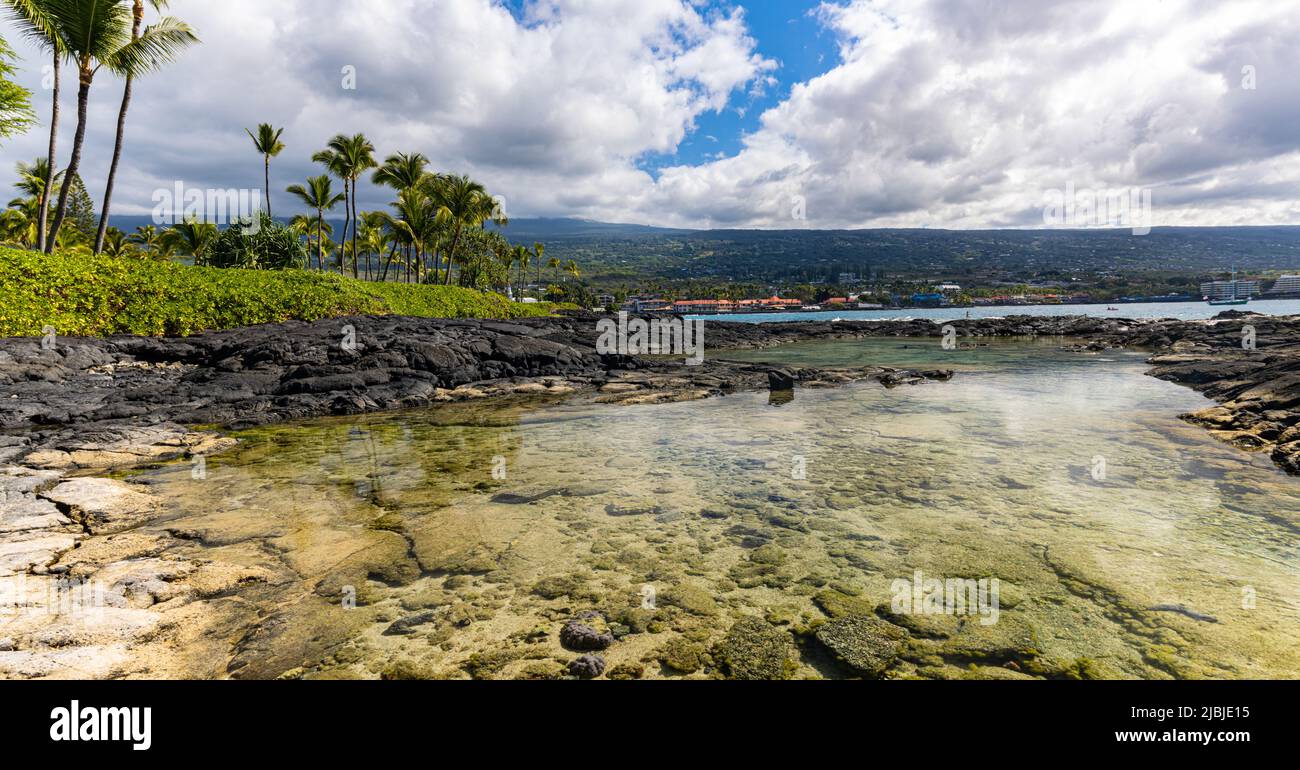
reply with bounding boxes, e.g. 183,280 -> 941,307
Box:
37,50 -> 60,254
264,156 -> 271,219
444,225 -> 463,285
94,5 -> 145,255
316,210 -> 324,271
380,241 -> 397,283
94,72 -> 133,254
47,69 -> 92,253
350,179 -> 359,280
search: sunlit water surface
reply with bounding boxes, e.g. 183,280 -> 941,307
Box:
130,338 -> 1300,679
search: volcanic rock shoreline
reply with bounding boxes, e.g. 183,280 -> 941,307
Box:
0,311 -> 1297,473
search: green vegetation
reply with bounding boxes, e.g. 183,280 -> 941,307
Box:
0,246 -> 560,337
204,214 -> 306,270
4,0 -> 198,254
0,32 -> 35,140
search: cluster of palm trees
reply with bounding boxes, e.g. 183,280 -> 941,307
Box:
2,0 -> 198,255
261,126 -> 580,293
0,0 -> 582,296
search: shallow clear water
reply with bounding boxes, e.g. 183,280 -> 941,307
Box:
129,338 -> 1300,679
691,298 -> 1300,324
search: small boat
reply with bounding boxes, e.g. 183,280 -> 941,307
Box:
1106,306 -> 1120,311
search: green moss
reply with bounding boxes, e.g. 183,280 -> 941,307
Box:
464,648 -> 523,680
367,513 -> 405,533
715,617 -> 797,680
607,663 -> 646,681
812,589 -> 877,619
656,637 -> 708,674
531,573 -> 594,601
661,582 -> 719,617
1062,657 -> 1105,680
516,660 -> 567,680
380,659 -> 438,680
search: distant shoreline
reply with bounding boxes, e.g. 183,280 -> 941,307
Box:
681,295 -> 1300,318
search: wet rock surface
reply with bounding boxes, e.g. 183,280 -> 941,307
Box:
814,615 -> 909,679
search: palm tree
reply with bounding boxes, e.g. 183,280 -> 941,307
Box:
565,260 -> 580,282
547,256 -> 561,284
513,244 -> 529,292
246,123 -> 285,218
357,211 -> 389,282
428,174 -> 497,285
310,147 -> 348,271
286,175 -> 345,271
43,0 -> 197,253
319,133 -> 376,279
1,195 -> 40,247
95,0 -> 198,253
289,213 -> 331,267
4,0 -> 65,253
14,157 -> 58,199
159,217 -> 216,262
374,153 -> 430,283
100,226 -> 134,257
386,188 -> 431,283
372,152 -> 428,193
534,242 -> 545,286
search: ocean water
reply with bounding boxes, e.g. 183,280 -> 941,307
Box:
126,338 -> 1300,680
690,298 -> 1300,324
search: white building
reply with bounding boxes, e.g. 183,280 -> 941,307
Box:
1201,280 -> 1261,300
1266,275 -> 1300,295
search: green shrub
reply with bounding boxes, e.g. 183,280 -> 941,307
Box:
205,213 -> 308,270
0,246 -> 560,338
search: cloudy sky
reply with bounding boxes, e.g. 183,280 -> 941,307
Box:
2,0 -> 1298,230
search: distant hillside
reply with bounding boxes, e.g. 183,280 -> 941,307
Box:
109,215 -> 1300,284
515,224 -> 1300,284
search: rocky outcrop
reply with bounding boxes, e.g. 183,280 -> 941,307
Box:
0,315 -> 958,469
3,311 -> 1298,474
813,615 -> 909,679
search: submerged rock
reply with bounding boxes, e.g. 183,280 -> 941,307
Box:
813,615 -> 909,679
560,621 -> 614,651
661,583 -> 719,617
656,637 -> 707,674
568,654 -> 606,679
715,617 -> 796,680
383,611 -> 439,636
606,502 -> 664,517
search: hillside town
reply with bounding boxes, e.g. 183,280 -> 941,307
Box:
609,273 -> 1300,315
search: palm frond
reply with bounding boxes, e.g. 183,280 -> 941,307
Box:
103,15 -> 197,77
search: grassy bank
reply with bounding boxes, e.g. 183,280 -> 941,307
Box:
0,247 -> 563,337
